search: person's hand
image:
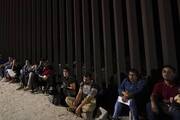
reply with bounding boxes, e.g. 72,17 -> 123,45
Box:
174,94 -> 180,104
43,75 -> 48,80
122,96 -> 128,102
38,75 -> 43,78
122,91 -> 129,97
67,86 -> 72,90
151,104 -> 159,113
170,97 -> 174,104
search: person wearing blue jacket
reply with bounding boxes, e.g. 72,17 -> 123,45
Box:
112,69 -> 145,120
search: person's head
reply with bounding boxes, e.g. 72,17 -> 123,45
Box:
12,59 -> 17,65
8,57 -> 13,62
32,64 -> 37,69
39,60 -> 43,66
63,67 -> 70,78
25,60 -> 30,65
83,73 -> 92,85
128,69 -> 139,82
162,65 -> 176,81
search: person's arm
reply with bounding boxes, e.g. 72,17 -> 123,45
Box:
150,83 -> 162,113
1,61 -> 9,68
77,96 -> 93,109
41,75 -> 48,80
41,69 -> 54,80
118,79 -> 127,96
11,62 -> 15,70
76,86 -> 98,113
67,82 -> 76,91
76,88 -> 97,113
27,66 -> 32,72
150,93 -> 159,113
73,89 -> 83,107
126,79 -> 146,98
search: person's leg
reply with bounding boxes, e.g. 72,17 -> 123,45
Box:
0,67 -> 4,79
146,102 -> 159,120
16,74 -> 24,90
24,72 -> 34,90
112,99 -> 123,119
82,98 -> 96,113
65,96 -> 76,108
24,75 -> 29,87
170,108 -> 180,120
129,99 -> 139,120
81,99 -> 96,120
58,88 -> 66,106
5,73 -> 11,82
45,77 -> 54,93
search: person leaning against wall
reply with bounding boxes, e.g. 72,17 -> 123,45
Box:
65,72 -> 98,120
112,69 -> 146,120
146,65 -> 180,120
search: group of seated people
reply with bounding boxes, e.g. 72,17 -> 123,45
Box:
112,65 -> 180,120
0,57 -> 54,93
0,56 -> 98,120
0,55 -> 180,120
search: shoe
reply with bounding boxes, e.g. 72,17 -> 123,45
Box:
31,88 -> 41,94
16,86 -> 24,90
67,107 -> 75,113
4,78 -> 11,82
24,87 -> 31,91
9,80 -> 16,83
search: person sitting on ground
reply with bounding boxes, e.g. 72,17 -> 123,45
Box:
112,69 -> 145,120
0,54 -> 6,79
0,56 -> 13,68
37,62 -> 55,93
17,59 -> 31,90
0,54 -> 5,65
56,66 -> 77,106
65,73 -> 98,119
24,60 -> 45,91
1,57 -> 13,81
5,59 -> 21,83
146,65 -> 180,120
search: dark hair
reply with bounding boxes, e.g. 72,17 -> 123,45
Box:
25,59 -> 31,63
162,65 -> 176,73
128,69 -> 139,78
63,66 -> 70,72
83,72 -> 92,78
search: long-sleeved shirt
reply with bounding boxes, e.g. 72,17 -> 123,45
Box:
42,67 -> 54,77
118,78 -> 145,97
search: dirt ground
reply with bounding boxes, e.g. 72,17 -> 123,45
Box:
0,80 -> 82,120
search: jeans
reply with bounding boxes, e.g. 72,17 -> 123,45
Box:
0,67 -> 4,78
146,102 -> 180,120
112,98 -> 139,120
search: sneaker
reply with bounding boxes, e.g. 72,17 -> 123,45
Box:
24,87 -> 31,91
16,86 -> 24,90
